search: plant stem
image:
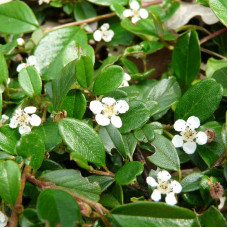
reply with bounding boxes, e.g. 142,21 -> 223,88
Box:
26,174 -> 110,215
200,27 -> 227,45
178,168 -> 182,182
163,129 -> 174,139
89,169 -> 115,177
200,47 -> 227,60
162,124 -> 174,130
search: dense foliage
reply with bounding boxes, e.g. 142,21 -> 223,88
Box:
0,0 -> 227,227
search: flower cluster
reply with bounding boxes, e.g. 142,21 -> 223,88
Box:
0,211 -> 8,227
146,170 -> 182,205
123,0 -> 149,24
9,106 -> 41,135
16,56 -> 40,73
172,116 -> 208,154
89,97 -> 129,128
93,23 -> 114,42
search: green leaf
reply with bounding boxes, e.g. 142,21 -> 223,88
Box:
212,67 -> 227,96
206,57 -> 227,78
0,126 -> 20,155
122,133 -> 137,158
181,172 -> 203,192
0,1 -> 39,34
75,55 -> 94,89
19,209 -> 43,227
0,160 -> 20,205
60,90 -> 86,119
99,125 -> 127,159
37,188 -> 80,227
172,30 -> 201,85
88,175 -> 114,192
175,79 -> 223,122
148,133 -> 180,171
87,0 -> 128,6
59,118 -> 106,166
93,65 -> 124,95
34,27 -> 89,80
199,175 -> 214,204
115,161 -> 144,185
39,169 -> 101,201
70,152 -> 91,170
32,121 -> 62,152
198,206 -> 227,227
111,202 -> 198,227
16,132 -> 45,170
209,0 -> 227,26
18,66 -> 42,98
197,121 -> 225,166
120,100 -> 151,134
0,51 -> 8,84
74,1 -> 97,21
52,61 -> 77,112
134,124 -> 155,143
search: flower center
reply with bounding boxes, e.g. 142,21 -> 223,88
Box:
181,126 -> 196,141
102,104 -> 117,118
157,180 -> 171,194
16,111 -> 30,125
133,9 -> 140,17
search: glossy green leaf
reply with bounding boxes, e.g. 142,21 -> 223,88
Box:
0,160 -> 20,205
0,51 -> 8,84
37,188 -> 80,227
175,79 -> 223,122
34,27 -> 89,80
212,67 -> 227,96
19,209 -> 43,227
59,118 -> 106,166
52,61 -> 77,112
209,0 -> 227,26
88,175 -> 114,192
181,172 -> 203,192
122,133 -> 137,158
115,161 -> 144,185
74,1 -> 97,21
198,206 -> 227,227
99,125 -> 127,158
199,175 -> 214,204
0,1 -> 39,34
111,202 -> 198,227
134,124 -> 155,143
148,133 -> 180,171
39,169 -> 101,201
0,126 -> 20,155
18,66 -> 42,98
93,65 -> 124,95
206,57 -> 227,78
16,132 -> 45,170
70,152 -> 91,170
120,100 -> 151,134
60,90 -> 86,119
172,30 -> 201,85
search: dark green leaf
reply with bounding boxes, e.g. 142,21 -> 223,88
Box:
19,209 -> 43,227
181,172 -> 203,192
212,67 -> 227,96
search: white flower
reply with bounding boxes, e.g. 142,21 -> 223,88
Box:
0,114 -> 9,127
119,73 -> 131,88
9,106 -> 41,135
93,23 -> 114,42
17,38 -> 25,46
89,97 -> 129,128
38,0 -> 50,5
172,116 -> 208,154
16,56 -> 40,73
218,196 -> 226,210
0,211 -> 8,227
123,0 -> 149,24
146,170 -> 182,205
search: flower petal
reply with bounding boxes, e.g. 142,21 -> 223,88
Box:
187,116 -> 200,129
196,131 -> 208,145
0,211 -> 8,227
151,189 -> 161,202
131,16 -> 140,24
183,141 -> 197,154
89,100 -> 103,115
111,115 -> 122,128
0,84 -> 5,94
93,30 -> 102,42
123,9 -> 133,18
174,119 -> 186,132
139,8 -> 149,19
19,125 -> 31,135
157,170 -> 171,181
16,63 -> 26,72
24,106 -> 36,114
130,0 -> 140,10
218,196 -> 226,210
115,100 -> 129,114
146,177 -> 158,187
27,56 -> 37,66
9,118 -> 18,128
95,114 -> 110,126
103,30 -> 114,42
172,135 -> 184,148
124,73 -> 131,81
1,114 -> 9,122
17,38 -> 25,46
165,192 -> 177,205
30,114 -> 41,126
170,180 -> 182,194
102,97 -> 116,105
100,23 -> 109,31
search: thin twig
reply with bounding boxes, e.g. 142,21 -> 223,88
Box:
89,169 -> 115,177
200,28 -> 227,45
200,47 -> 227,60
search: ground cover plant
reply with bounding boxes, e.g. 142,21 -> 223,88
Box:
0,0 -> 227,227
